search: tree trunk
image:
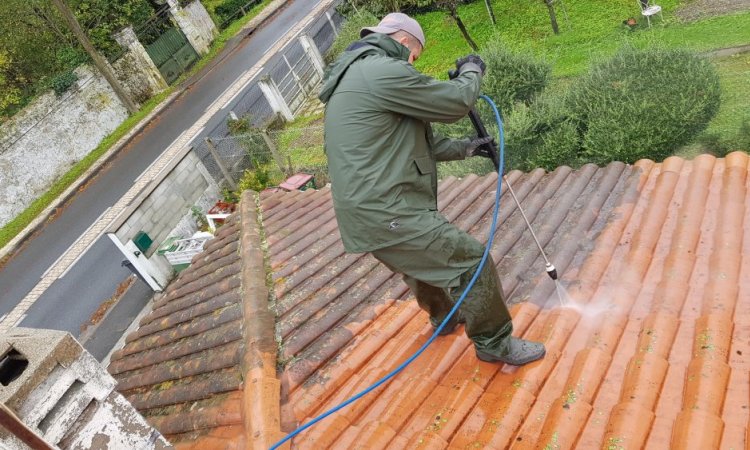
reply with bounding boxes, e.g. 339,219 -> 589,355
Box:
484,0 -> 497,25
545,0 -> 560,35
449,6 -> 479,51
51,0 -> 138,113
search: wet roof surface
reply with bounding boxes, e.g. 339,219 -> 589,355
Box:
110,152 -> 750,449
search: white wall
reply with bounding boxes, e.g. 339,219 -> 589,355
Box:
168,0 -> 218,55
0,65 -> 129,227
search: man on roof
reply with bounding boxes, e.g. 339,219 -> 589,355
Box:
319,12 -> 546,366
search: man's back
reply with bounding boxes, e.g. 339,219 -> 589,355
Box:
320,33 -> 481,253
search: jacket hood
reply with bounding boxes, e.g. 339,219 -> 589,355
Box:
318,33 -> 411,103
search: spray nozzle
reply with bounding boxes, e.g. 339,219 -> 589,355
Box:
545,263 -> 558,281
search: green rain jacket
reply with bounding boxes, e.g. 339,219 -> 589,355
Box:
319,33 -> 482,253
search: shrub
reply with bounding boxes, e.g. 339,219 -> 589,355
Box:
479,40 -> 552,115
567,46 -> 721,164
736,119 -> 750,153
325,9 -> 378,63
503,93 -> 581,171
50,71 -> 79,96
215,0 -> 260,27
56,46 -> 89,70
238,164 -> 270,192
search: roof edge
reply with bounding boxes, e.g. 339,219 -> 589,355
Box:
237,190 -> 285,449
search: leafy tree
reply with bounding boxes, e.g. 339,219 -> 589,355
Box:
67,0 -> 156,58
0,0 -> 158,117
436,0 -> 478,51
0,52 -> 23,113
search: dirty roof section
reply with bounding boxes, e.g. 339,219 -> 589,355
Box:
109,151 -> 750,449
107,191 -> 281,449
282,152 -> 750,449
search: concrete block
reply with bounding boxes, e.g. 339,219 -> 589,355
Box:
129,209 -> 145,225
152,195 -> 169,211
116,226 -> 131,243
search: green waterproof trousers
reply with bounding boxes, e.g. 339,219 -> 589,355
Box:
371,221 -> 513,352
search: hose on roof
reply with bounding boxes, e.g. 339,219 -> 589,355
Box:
269,95 -> 505,449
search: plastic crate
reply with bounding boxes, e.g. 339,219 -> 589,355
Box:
161,234 -> 212,266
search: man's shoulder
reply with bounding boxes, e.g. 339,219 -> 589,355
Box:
357,56 -> 428,86
357,54 -> 416,74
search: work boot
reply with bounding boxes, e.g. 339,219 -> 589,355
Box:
475,336 -> 546,366
432,310 -> 466,336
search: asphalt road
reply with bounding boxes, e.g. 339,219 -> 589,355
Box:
0,0 -> 326,355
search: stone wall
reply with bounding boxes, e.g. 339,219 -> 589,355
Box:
113,27 -> 169,104
168,0 -> 218,55
114,150 -> 217,257
0,65 -> 129,228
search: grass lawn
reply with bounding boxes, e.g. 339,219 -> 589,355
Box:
0,0 -> 276,251
406,0 -> 750,172
415,1 -> 750,77
705,52 -> 750,150
678,51 -> 750,157
200,0 -> 273,29
231,112 -> 327,191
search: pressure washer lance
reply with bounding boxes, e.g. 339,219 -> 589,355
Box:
449,68 -> 558,284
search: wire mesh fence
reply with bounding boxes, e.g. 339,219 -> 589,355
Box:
201,124 -> 326,191
193,3 -> 342,187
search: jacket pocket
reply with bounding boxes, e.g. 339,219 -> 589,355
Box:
414,156 -> 434,175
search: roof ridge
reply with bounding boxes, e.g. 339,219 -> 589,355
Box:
237,190 -> 284,449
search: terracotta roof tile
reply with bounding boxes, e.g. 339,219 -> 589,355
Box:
279,153 -> 750,448
111,152 -> 750,448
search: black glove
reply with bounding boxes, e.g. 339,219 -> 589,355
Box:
456,54 -> 486,76
465,136 -> 495,158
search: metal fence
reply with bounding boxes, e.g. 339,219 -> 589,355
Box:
204,125 -> 326,190
194,4 -> 343,188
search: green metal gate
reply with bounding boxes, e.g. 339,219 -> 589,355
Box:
145,28 -> 199,84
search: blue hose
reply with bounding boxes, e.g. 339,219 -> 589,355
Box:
269,95 -> 505,449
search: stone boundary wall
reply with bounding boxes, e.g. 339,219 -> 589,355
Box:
0,65 -> 129,228
113,27 -> 169,104
170,0 -> 218,55
0,0 -> 218,230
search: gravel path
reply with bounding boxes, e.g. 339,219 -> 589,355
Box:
675,0 -> 750,22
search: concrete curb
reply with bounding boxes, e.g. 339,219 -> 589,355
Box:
0,0 -> 293,264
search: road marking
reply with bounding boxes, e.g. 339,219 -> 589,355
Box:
221,67 -> 263,109
0,0 -> 338,333
203,83 -> 237,114
43,207 -> 111,280
165,129 -> 189,152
